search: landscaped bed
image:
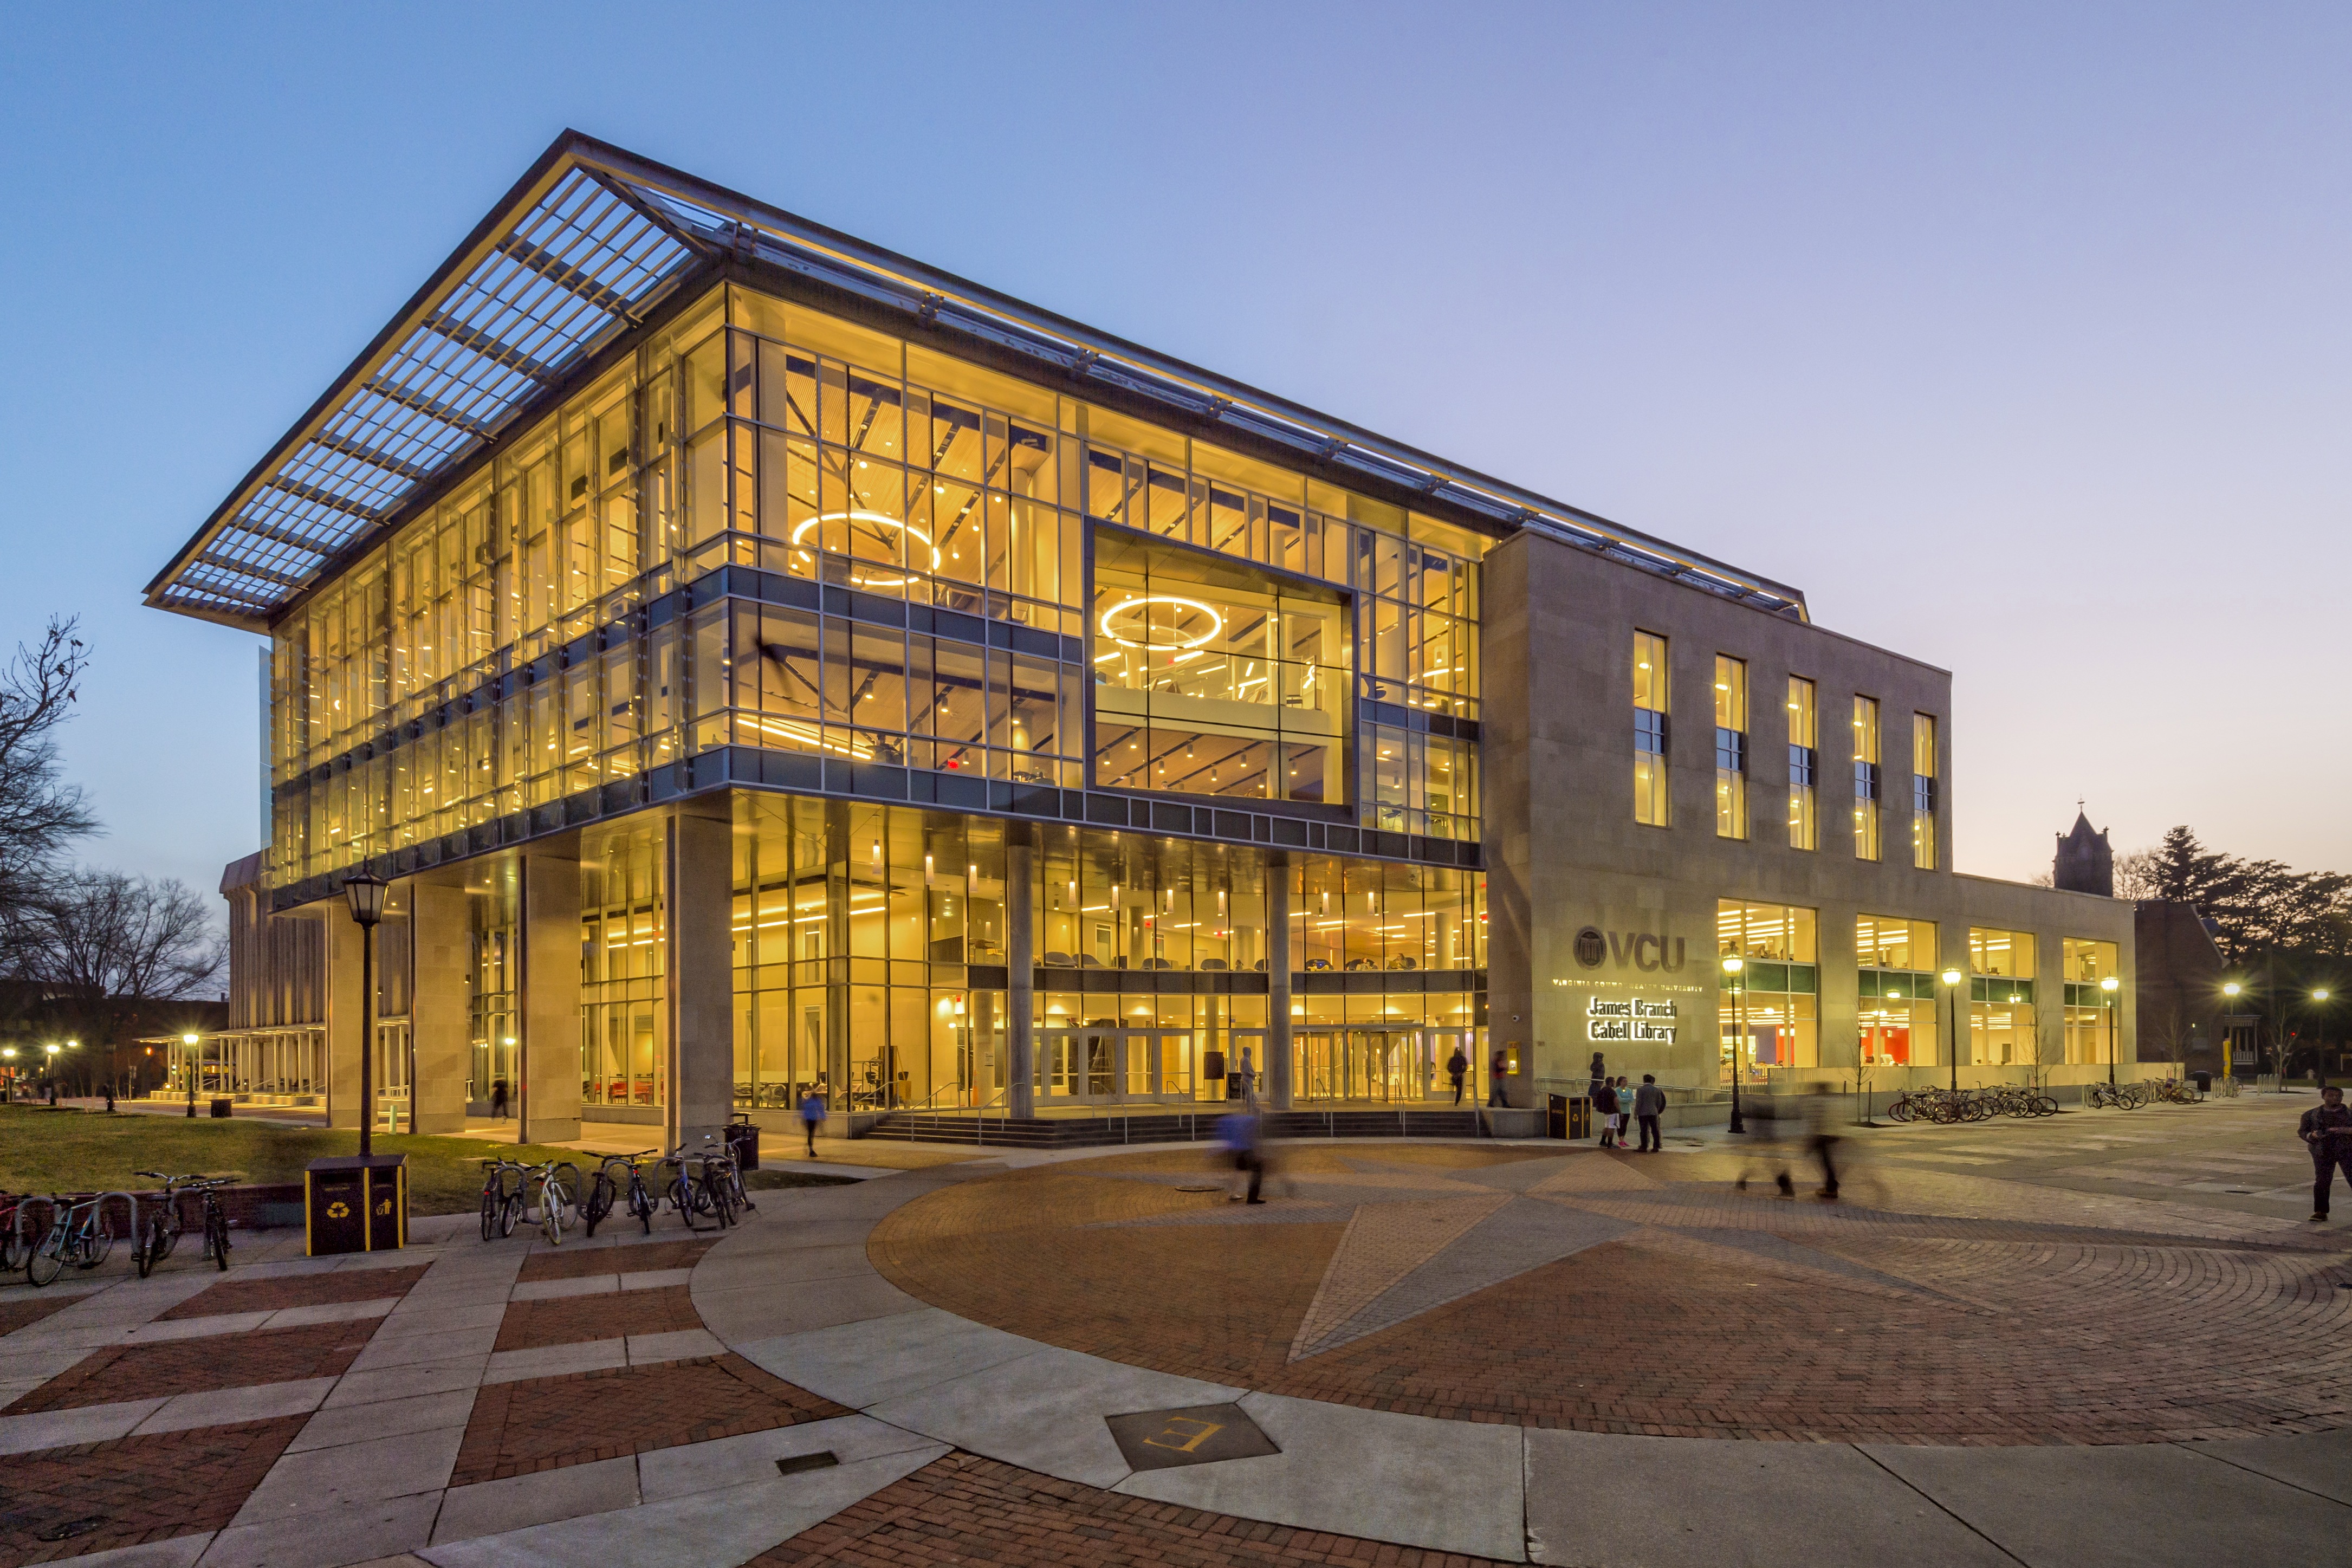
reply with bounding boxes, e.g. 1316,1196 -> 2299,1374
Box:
0,1104 -> 852,1216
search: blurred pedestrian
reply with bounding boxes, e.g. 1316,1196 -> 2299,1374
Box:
1219,1100 -> 1265,1204
2301,1084 -> 2352,1222
1804,1081 -> 1841,1199
799,1086 -> 829,1157
490,1078 -> 509,1121
1633,1073 -> 1665,1151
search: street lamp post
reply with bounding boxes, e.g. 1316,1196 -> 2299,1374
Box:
2101,974 -> 2120,1086
1942,967 -> 1965,1092
2222,981 -> 2243,1091
344,871 -> 388,1158
2314,990 -> 2334,1091
183,1032 -> 200,1117
1721,955 -> 1748,1135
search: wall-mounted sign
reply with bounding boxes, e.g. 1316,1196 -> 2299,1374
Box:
1587,995 -> 1678,1044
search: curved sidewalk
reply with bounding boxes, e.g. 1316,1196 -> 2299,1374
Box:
695,1148 -> 2352,1568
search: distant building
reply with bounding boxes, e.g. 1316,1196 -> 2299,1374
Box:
2053,811 -> 2114,897
2131,902 -> 2226,1072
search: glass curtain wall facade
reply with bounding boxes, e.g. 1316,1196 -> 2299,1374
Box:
269,282 -> 1482,883
1634,632 -> 1668,827
1856,914 -> 1938,1067
1714,656 -> 1746,839
1852,696 -> 1881,861
1786,676 -> 1817,851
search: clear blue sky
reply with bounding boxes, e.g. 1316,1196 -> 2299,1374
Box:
3,2 -> 2345,901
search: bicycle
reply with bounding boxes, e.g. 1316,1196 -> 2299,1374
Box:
524,1159 -> 579,1246
132,1172 -> 235,1277
478,1158 -> 528,1241
662,1143 -> 736,1232
582,1150 -> 658,1237
28,1197 -> 114,1287
0,1195 -> 32,1274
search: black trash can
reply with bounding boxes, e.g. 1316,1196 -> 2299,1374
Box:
304,1154 -> 407,1256
725,1114 -> 760,1172
2191,1070 -> 2212,1096
209,1097 -> 233,1118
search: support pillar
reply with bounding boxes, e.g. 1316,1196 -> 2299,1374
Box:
669,804 -> 734,1154
1006,826 -> 1034,1118
408,882 -> 470,1134
519,854 -> 582,1144
322,912 -> 364,1130
1267,854 -> 1293,1109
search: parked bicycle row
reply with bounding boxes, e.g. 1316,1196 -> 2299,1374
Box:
1886,1085 -> 2061,1123
476,1135 -> 754,1246
2087,1078 -> 2206,1109
0,1174 -> 235,1288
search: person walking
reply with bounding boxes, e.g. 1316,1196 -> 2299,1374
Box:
1803,1081 -> 1842,1199
799,1086 -> 830,1158
1446,1045 -> 1469,1105
489,1078 -> 509,1122
1593,1077 -> 1621,1148
2301,1084 -> 2352,1222
1218,1100 -> 1266,1204
1488,1045 -> 1512,1107
1633,1073 -> 1666,1152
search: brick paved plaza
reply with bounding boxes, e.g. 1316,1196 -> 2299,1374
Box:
0,1096 -> 2342,1565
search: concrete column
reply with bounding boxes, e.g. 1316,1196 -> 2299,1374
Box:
519,854 -> 582,1144
322,912 -> 363,1130
408,882 -> 470,1134
669,804 -> 735,1152
1006,826 -> 1034,1118
1266,854 -> 1293,1109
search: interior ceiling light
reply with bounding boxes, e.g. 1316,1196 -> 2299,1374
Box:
1099,595 -> 1222,651
791,512 -> 941,588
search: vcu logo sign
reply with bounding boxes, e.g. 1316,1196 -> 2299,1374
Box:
1573,926 -> 1687,973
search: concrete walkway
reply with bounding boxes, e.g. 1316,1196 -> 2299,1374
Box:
0,1137 -> 2343,1566
695,1146 -> 2352,1568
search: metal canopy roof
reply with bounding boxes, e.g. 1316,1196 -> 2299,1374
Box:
148,131 -> 1808,630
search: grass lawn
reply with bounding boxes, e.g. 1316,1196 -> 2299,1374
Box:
0,1105 -> 853,1215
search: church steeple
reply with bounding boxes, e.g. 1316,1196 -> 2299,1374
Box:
2053,805 -> 2114,896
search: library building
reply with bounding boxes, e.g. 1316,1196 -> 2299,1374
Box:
151,133 -> 2131,1147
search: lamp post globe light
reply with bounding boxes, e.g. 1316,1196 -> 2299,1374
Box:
1,1046 -> 15,1103
344,870 -> 388,1158
1721,955 -> 1747,1136
2100,974 -> 2121,1086
183,1032 -> 200,1118
1941,968 -> 1965,1093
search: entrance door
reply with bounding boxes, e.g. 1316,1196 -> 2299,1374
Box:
1035,1029 -> 1195,1104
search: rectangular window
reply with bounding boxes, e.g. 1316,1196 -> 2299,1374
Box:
1714,655 -> 1747,839
1852,695 -> 1880,861
1968,928 -> 2038,1066
1634,631 -> 1668,827
2062,938 -> 2122,1062
1716,899 -> 1819,1081
1912,712 -> 1938,870
1857,914 -> 1938,1067
1786,676 -> 1817,851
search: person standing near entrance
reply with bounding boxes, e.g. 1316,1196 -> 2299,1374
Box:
1633,1074 -> 1666,1151
799,1086 -> 830,1158
1446,1045 -> 1469,1105
1593,1078 -> 1621,1147
2301,1084 -> 2352,1222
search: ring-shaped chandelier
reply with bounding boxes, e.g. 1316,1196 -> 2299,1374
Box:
1098,594 -> 1224,651
790,512 -> 943,589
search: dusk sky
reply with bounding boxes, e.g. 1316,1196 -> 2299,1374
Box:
4,2 -> 2346,905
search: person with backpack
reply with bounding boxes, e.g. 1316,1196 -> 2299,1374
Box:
1632,1073 -> 1667,1151
1594,1077 -> 1621,1147
799,1085 -> 830,1158
1446,1045 -> 1469,1105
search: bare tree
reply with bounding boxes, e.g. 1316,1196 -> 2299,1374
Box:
0,619 -> 95,916
16,871 -> 222,1091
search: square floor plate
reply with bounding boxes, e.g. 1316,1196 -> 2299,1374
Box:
1105,1402 -> 1281,1472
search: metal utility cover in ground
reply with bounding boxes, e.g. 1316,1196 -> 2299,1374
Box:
1105,1403 -> 1281,1472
